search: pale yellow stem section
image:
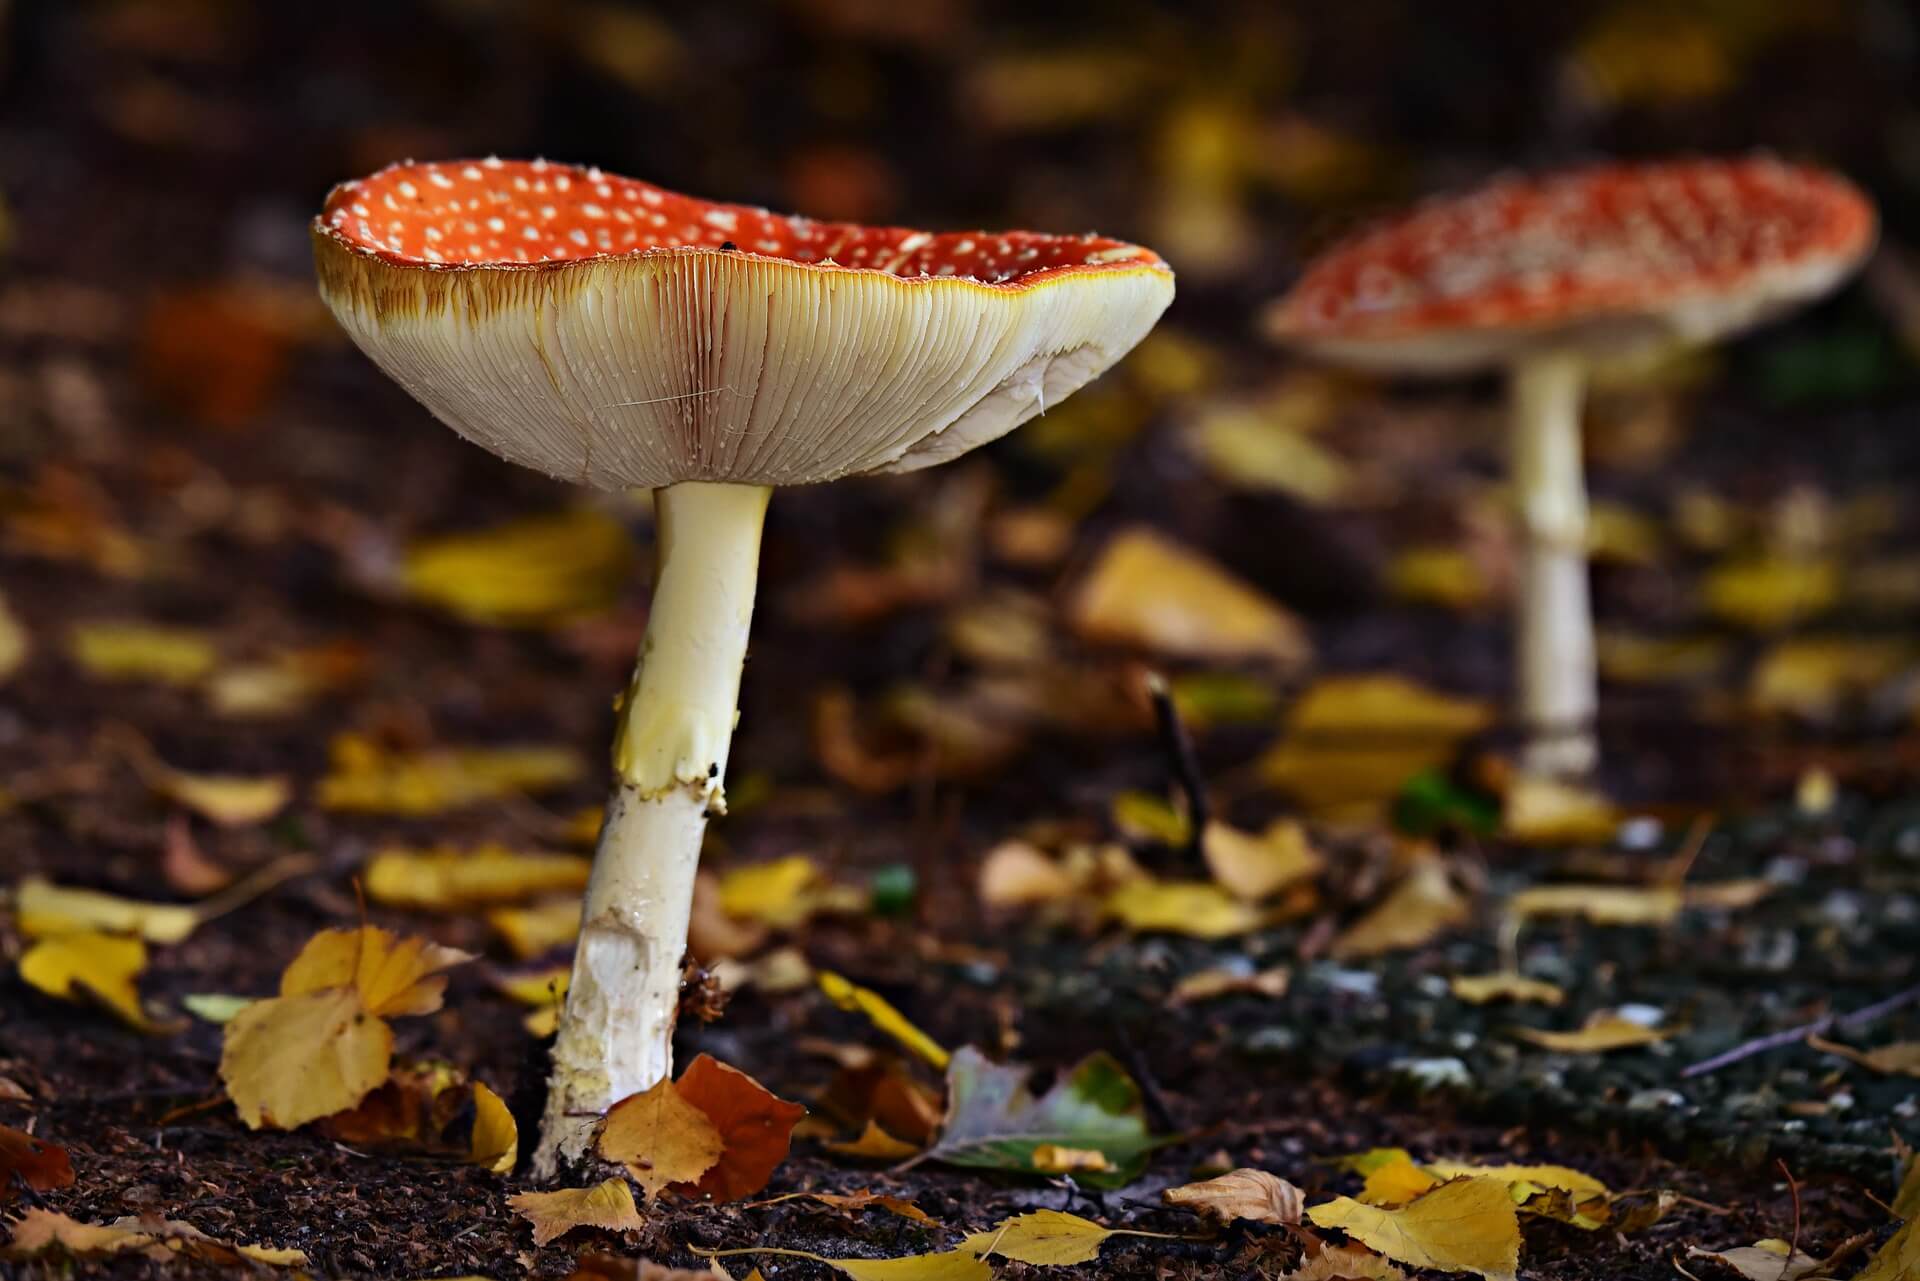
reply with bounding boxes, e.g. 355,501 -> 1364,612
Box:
1510,351 -> 1597,778
532,481 -> 771,1179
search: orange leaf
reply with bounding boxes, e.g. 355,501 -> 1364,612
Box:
0,1125 -> 73,1201
598,1077 -> 724,1198
670,1055 -> 806,1202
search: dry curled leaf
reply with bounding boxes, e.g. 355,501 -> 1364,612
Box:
509,1179 -> 648,1246
1163,1168 -> 1305,1225
960,1209 -> 1177,1266
1281,1243 -> 1410,1280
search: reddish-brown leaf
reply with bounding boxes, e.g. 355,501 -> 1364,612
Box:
0,1124 -> 75,1201
669,1054 -> 806,1202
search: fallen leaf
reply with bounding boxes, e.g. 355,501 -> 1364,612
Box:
703,1247 -> 990,1281
1169,965 -> 1291,1004
1750,637 -> 1916,718
160,816 -> 232,894
1163,1168 -> 1305,1225
977,840 -> 1078,909
960,1210 -> 1125,1266
470,1082 -> 518,1174
66,621 -> 217,685
600,1076 -> 726,1197
205,643 -> 368,719
1685,1240 -> 1826,1281
1104,878 -> 1264,939
2,1209 -> 306,1266
1204,819 -> 1323,901
317,733 -> 581,814
1806,1034 -> 1920,1078
1278,1243 -> 1409,1280
1307,1177 -> 1520,1281
0,591 -> 27,683
825,1120 -> 922,1160
1260,676 -> 1494,818
928,1047 -> 1158,1187
15,876 -> 202,943
1359,1152 -> 1442,1207
488,898 -> 584,959
1857,1220 -> 1920,1281
1181,400 -> 1351,504
817,971 -> 950,1069
366,843 -> 591,909
754,1190 -> 935,1225
1892,1149 -> 1920,1220
1170,670 -> 1281,727
399,507 -> 636,627
18,930 -> 170,1032
669,1055 -> 807,1202
1068,526 -> 1311,668
280,924 -> 475,1016
1331,856 -> 1469,959
1702,556 -> 1839,630
1448,974 -> 1565,1007
1512,1010 -> 1674,1054
181,993 -> 251,1023
1501,778 -> 1620,845
0,1124 -> 74,1200
1031,1144 -> 1114,1174
1385,545 -> 1490,611
509,1179 -> 648,1246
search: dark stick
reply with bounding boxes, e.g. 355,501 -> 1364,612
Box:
1680,980 -> 1920,1079
1145,671 -> 1208,861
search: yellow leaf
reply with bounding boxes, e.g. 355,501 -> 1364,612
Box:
1586,502 -> 1664,567
1501,778 -> 1620,845
961,1210 -> 1116,1265
1307,1177 -> 1520,1281
1702,556 -> 1839,630
598,1077 -> 726,1198
469,1082 -> 518,1174
487,898 -> 582,959
1504,884 -> 1682,927
718,856 -> 824,928
151,767 -> 292,827
14,877 -> 201,943
1104,879 -> 1263,939
1448,974 -> 1565,1007
1360,1152 -> 1442,1207
507,1178 -> 647,1246
1203,819 -> 1323,901
1385,546 -> 1489,611
824,1120 -> 922,1161
1595,631 -> 1730,685
1330,857 -> 1468,960
1031,1144 -> 1113,1174
1260,676 -> 1493,818
399,507 -> 636,627
1182,403 -> 1350,504
490,963 -> 570,1009
19,931 -> 168,1032
977,840 -> 1077,909
1857,1220 -> 1920,1281
1169,670 -> 1280,727
67,621 -> 217,685
219,987 -> 394,1129
816,971 -> 950,1070
1068,527 -> 1311,668
317,733 -> 581,815
1892,1150 -> 1920,1220
1750,637 -> 1916,718
1513,1010 -> 1674,1054
1111,789 -> 1193,848
0,591 -> 28,683
1423,1162 -> 1609,1204
279,925 -> 473,1017
1163,1168 -> 1305,1225
1169,965 -> 1291,1005
365,843 -> 591,909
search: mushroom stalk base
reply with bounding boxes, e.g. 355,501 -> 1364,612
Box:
532,481 -> 771,1180
1510,352 -> 1597,778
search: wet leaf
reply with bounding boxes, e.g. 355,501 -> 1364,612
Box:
150,766 -> 292,827
1512,1010 -> 1674,1054
1448,974 -> 1565,1007
2,1209 -> 306,1266
19,931 -> 170,1032
1182,401 -> 1351,504
1163,1168 -> 1305,1225
668,1055 -> 807,1202
470,1082 -> 518,1174
1104,878 -> 1263,939
817,971 -> 949,1069
365,843 -> 591,909
599,1077 -> 725,1198
399,507 -> 636,627
1069,527 -> 1311,668
1203,819 -> 1323,901
1684,1240 -> 1826,1281
1261,676 -> 1493,818
317,733 -> 581,815
509,1179 -> 647,1246
1330,856 -> 1469,959
928,1047 -> 1158,1187
0,1124 -> 74,1200
1307,1177 -> 1520,1281
67,621 -> 217,685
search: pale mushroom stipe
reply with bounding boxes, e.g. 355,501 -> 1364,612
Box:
312,157 -> 1174,1176
1264,156 -> 1875,776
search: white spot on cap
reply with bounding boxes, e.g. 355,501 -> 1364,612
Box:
703,209 -> 739,232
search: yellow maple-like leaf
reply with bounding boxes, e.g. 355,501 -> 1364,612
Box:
487,898 -> 583,959
1068,527 -> 1311,668
816,971 -> 950,1070
18,931 -> 168,1033
317,733 -> 581,815
1513,1010 -> 1673,1054
507,1178 -> 647,1246
279,925 -> 474,1017
1750,636 -> 1916,718
399,506 -> 636,627
469,1082 -> 518,1174
1203,819 -> 1323,901
1330,856 -> 1468,959
1103,878 -> 1263,939
1504,884 -> 1682,927
1307,1177 -> 1520,1281
66,621 -> 217,686
220,987 -> 393,1129
1260,675 -> 1493,818
598,1077 -> 725,1198
1448,973 -> 1565,1007
365,843 -> 591,909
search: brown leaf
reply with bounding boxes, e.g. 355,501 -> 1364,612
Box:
598,1077 -> 725,1198
0,1124 -> 74,1201
669,1055 -> 807,1202
509,1179 -> 648,1246
1163,1168 -> 1305,1225
1806,1034 -> 1920,1078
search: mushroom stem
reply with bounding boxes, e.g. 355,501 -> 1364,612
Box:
532,480 -> 771,1179
1508,350 -> 1597,777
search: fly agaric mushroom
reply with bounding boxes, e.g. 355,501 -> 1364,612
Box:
312,157 -> 1173,1175
1264,156 -> 1874,775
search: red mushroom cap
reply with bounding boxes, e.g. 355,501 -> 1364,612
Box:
313,158 -> 1173,488
1264,156 -> 1876,374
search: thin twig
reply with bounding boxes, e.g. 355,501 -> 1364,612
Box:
1779,1159 -> 1802,1281
1145,671 -> 1208,862
1680,981 -> 1920,1078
